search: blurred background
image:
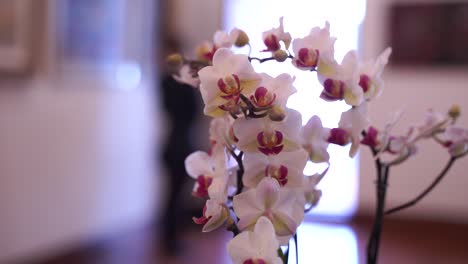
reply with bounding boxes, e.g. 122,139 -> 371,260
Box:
0,0 -> 467,263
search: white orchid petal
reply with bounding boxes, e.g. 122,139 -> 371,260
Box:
233,189 -> 263,218
184,151 -> 212,178
256,177 -> 280,209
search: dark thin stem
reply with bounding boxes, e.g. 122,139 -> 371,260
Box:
385,157 -> 456,215
366,163 -> 388,264
294,233 -> 298,264
364,128 -> 387,264
229,151 -> 244,196
248,54 -> 294,63
249,56 -> 275,63
278,248 -> 288,264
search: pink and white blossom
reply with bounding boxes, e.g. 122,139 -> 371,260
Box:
198,48 -> 262,117
441,126 -> 468,157
250,73 -> 296,109
193,179 -> 231,232
318,50 -> 364,106
303,174 -> 323,208
243,149 -> 308,188
292,21 -> 336,71
233,177 -> 305,240
301,115 -> 330,163
262,17 -> 292,52
414,109 -> 448,139
358,48 -> 392,101
185,150 -> 227,198
338,103 -> 370,157
213,28 -> 241,48
209,116 -> 237,154
227,217 -> 283,264
233,109 -> 302,155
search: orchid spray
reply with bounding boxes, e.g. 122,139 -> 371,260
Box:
167,18 -> 467,264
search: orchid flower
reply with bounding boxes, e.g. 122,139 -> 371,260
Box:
195,41 -> 217,63
413,109 -> 449,140
209,116 -> 237,154
185,150 -> 227,198
262,17 -> 292,52
441,126 -> 468,157
227,216 -> 283,264
361,126 -> 388,151
233,177 -> 305,240
301,115 -> 331,163
303,173 -> 323,208
358,48 -> 392,101
292,21 -> 336,71
243,149 -> 308,188
250,73 -> 297,110
338,103 -> 370,157
318,50 -> 364,106
214,28 -> 241,48
193,178 -> 232,232
172,64 -> 200,88
198,48 -> 262,117
233,109 -> 302,155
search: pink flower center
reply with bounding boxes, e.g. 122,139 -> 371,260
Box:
263,34 -> 280,51
265,165 -> 288,186
192,175 -> 213,198
243,258 -> 268,264
218,74 -> 242,111
359,74 -> 372,93
251,87 -> 276,108
257,130 -> 284,155
361,126 -> 380,148
218,74 -> 241,97
295,48 -> 319,68
320,79 -> 345,101
328,128 -> 351,146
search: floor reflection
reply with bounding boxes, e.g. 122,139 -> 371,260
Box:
289,222 -> 358,264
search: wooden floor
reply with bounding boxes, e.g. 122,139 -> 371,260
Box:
31,216 -> 468,264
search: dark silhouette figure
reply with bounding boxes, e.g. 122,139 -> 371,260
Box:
160,74 -> 199,254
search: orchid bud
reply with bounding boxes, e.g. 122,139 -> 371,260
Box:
448,104 -> 461,120
273,50 -> 288,62
234,29 -> 249,47
166,53 -> 183,67
268,105 -> 286,121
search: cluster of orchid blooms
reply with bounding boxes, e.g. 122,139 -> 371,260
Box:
167,18 -> 468,264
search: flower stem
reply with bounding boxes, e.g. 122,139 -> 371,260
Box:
385,157 -> 456,215
294,233 -> 298,264
366,165 -> 389,264
364,132 -> 388,264
229,150 -> 245,196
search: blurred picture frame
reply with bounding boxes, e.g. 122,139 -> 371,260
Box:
390,3 -> 468,66
0,0 -> 32,73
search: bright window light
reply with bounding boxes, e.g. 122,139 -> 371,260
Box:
224,0 -> 366,220
289,222 -> 358,264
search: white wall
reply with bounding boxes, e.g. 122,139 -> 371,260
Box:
0,0 -> 160,261
0,83 -> 158,262
359,0 -> 468,222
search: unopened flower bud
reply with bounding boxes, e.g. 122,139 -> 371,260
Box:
448,104 -> 461,120
273,50 -> 288,62
268,106 -> 286,121
166,53 -> 183,67
234,29 -> 249,47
